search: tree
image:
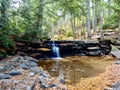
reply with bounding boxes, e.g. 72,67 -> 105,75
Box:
0,0 -> 14,48
86,0 -> 91,38
91,0 -> 96,33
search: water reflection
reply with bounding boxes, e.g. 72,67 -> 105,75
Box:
38,56 -> 114,84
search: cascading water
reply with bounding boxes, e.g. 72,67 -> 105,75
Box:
51,41 -> 62,59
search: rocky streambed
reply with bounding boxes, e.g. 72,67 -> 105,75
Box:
0,56 -> 67,90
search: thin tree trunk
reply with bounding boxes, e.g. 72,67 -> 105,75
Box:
71,17 -> 76,39
82,16 -> 85,38
92,0 -> 96,33
86,0 -> 91,38
73,16 -> 76,39
98,0 -> 104,40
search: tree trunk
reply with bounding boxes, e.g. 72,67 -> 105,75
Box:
98,0 -> 104,40
92,0 -> 96,33
71,16 -> 76,39
86,0 -> 91,38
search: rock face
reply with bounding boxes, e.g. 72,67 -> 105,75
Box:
0,56 -> 67,90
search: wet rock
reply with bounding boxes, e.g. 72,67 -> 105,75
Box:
0,73 -> 10,79
86,50 -> 101,56
9,70 -> 22,76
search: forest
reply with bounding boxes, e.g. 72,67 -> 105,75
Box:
0,0 -> 120,90
0,0 -> 120,49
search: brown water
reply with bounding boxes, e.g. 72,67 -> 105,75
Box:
38,56 -> 114,84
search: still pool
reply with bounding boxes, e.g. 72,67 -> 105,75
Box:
38,56 -> 114,84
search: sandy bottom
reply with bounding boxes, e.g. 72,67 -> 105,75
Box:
67,62 -> 120,90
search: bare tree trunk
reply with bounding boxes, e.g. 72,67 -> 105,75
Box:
92,0 -> 96,33
73,16 -> 76,39
98,0 -> 104,40
86,0 -> 91,38
82,16 -> 85,38
71,16 -> 76,39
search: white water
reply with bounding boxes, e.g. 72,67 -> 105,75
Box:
51,41 -> 62,59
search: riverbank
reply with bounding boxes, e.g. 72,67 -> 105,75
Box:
0,55 -> 67,90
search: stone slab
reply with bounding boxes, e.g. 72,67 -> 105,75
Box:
111,50 -> 120,58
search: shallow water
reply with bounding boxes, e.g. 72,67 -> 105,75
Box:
38,56 -> 114,84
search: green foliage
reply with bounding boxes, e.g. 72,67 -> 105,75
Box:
66,30 -> 73,37
80,29 -> 86,36
102,14 -> 119,29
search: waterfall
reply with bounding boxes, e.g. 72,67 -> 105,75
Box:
51,41 -> 62,59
